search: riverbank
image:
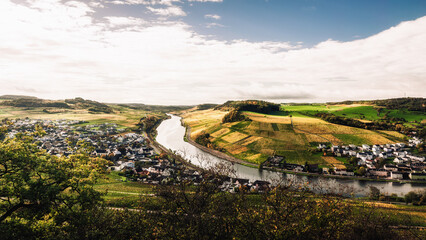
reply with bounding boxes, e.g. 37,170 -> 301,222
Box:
179,117 -> 425,184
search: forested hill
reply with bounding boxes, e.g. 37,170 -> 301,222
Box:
214,100 -> 280,114
117,103 -> 193,113
328,98 -> 425,112
0,95 -> 38,100
373,98 -> 425,112
1,98 -> 71,109
0,97 -> 114,113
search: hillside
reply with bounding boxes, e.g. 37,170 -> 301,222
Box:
65,97 -> 113,113
0,101 -> 165,130
282,102 -> 426,137
181,103 -> 420,167
0,95 -> 38,100
214,100 -> 280,114
1,98 -> 71,109
117,103 -> 193,113
0,97 -> 115,113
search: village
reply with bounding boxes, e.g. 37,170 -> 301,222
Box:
4,118 -> 272,192
265,138 -> 425,181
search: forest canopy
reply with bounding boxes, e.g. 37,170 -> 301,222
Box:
215,100 -> 280,114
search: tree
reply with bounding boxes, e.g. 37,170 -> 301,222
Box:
222,110 -> 250,123
369,186 -> 380,200
0,132 -> 109,224
349,156 -> 358,166
357,166 -> 366,176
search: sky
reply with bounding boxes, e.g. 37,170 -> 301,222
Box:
0,0 -> 425,105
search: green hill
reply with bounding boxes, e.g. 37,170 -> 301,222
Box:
117,103 -> 193,113
0,95 -> 39,100
215,100 -> 280,114
0,97 -> 114,113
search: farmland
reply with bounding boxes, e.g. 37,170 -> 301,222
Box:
181,106 -> 408,167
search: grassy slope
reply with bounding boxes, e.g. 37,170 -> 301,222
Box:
94,171 -> 156,208
181,106 -> 413,167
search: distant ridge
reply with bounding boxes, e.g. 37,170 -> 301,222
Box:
0,97 -> 114,113
117,103 -> 193,112
0,95 -> 38,100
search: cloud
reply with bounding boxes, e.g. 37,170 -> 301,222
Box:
188,0 -> 223,2
206,22 -> 224,28
0,0 -> 425,105
205,14 -> 221,20
147,6 -> 186,16
105,16 -> 146,28
107,0 -> 181,6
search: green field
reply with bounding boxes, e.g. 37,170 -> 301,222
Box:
282,104 -> 349,112
94,171 -> 155,207
333,106 -> 382,120
282,104 -> 425,124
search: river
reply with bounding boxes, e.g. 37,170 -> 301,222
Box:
156,114 -> 425,197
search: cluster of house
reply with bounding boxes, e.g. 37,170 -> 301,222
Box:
318,138 -> 425,180
6,119 -> 129,157
5,119 -> 209,186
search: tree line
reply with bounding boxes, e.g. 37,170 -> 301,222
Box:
327,98 -> 425,112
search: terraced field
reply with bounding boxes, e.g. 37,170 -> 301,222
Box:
181,108 -> 402,167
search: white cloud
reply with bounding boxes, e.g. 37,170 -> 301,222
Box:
188,0 -> 223,2
107,0 -> 181,6
205,14 -> 221,20
206,22 -> 224,28
147,6 -> 186,16
0,0 -> 425,105
105,16 -> 146,28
